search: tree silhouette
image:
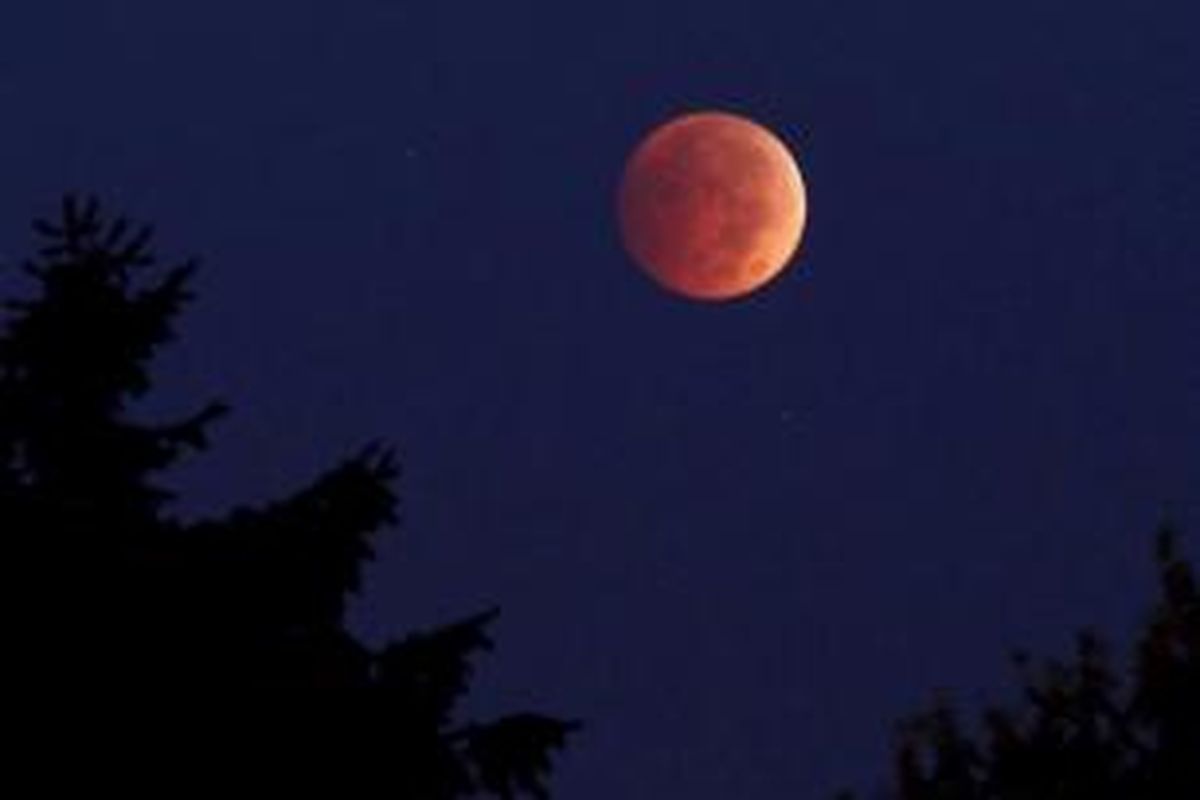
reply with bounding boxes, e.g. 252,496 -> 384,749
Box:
839,524 -> 1198,800
1,195 -> 577,797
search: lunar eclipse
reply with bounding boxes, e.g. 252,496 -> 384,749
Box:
617,111 -> 807,301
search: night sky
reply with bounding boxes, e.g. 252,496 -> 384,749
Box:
3,1 -> 1198,797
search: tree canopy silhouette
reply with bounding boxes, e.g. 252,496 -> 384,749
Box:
1,195 -> 577,797
839,524 -> 1198,800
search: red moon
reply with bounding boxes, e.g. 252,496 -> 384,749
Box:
617,111 -> 807,301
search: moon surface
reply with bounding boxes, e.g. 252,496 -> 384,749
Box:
617,111 -> 807,301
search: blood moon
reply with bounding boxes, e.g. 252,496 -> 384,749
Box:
617,111 -> 807,301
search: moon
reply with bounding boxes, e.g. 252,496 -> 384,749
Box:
617,111 -> 807,301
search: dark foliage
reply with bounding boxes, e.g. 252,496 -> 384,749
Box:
1,195 -> 577,796
843,524 -> 1198,799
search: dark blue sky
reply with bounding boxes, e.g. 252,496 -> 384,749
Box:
3,1 -> 1198,796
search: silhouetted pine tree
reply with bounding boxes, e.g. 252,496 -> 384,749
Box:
838,523 -> 1198,800
1,195 -> 576,797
